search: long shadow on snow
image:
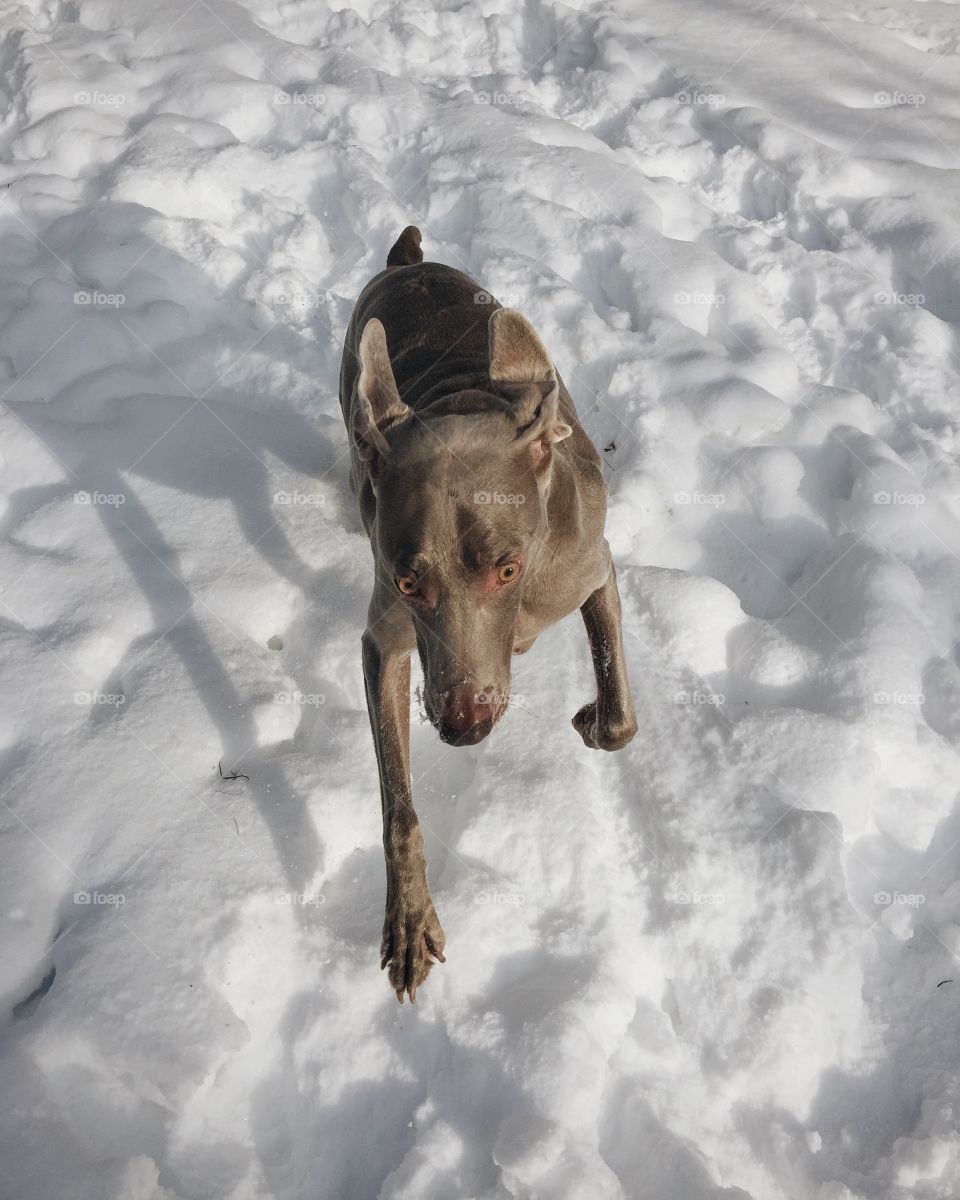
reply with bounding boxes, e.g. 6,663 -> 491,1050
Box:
3,201 -> 360,899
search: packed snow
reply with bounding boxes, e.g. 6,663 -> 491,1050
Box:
1,0 -> 960,1196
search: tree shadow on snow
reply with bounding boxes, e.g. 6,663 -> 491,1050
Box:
1,201 -> 365,902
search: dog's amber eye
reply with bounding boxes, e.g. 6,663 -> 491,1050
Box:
497,561 -> 521,584
396,572 -> 420,596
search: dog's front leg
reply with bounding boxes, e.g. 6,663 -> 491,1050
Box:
362,629 -> 445,1003
573,556 -> 639,752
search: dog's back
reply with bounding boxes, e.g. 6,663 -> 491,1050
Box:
341,227 -> 500,420
340,228 -> 597,471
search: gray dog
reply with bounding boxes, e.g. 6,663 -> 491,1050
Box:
340,227 -> 638,1002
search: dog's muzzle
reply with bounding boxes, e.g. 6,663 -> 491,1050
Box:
430,683 -> 507,746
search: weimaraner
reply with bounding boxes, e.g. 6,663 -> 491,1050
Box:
340,227 -> 637,1002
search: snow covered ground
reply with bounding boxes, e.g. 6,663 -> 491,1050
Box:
2,0 -> 960,1195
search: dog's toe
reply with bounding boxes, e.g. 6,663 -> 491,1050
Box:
573,701 -> 637,751
382,904 -> 446,1003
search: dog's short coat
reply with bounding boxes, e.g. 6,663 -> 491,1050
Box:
340,227 -> 637,1001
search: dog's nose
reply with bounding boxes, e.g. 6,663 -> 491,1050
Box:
436,685 -> 501,746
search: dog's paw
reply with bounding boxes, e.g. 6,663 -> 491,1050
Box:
572,701 -> 638,751
380,898 -> 446,1004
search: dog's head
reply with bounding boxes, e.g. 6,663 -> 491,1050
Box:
353,309 -> 571,745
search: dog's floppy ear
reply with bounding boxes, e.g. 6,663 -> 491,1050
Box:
354,318 -> 411,458
488,309 -> 572,470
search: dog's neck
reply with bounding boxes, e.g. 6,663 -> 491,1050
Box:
539,445 -> 582,553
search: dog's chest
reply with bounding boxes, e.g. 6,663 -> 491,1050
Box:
515,579 -> 583,642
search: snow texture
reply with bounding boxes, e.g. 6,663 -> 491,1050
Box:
1,0 -> 960,1197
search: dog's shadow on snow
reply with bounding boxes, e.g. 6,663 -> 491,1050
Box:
1,201 -> 369,899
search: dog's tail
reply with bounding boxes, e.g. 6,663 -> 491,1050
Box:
387,225 -> 423,268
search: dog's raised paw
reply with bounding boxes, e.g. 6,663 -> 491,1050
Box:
381,899 -> 446,1004
572,701 -> 638,751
